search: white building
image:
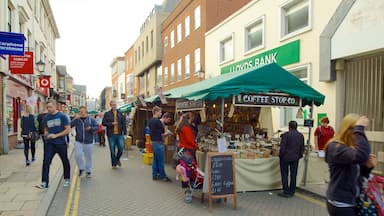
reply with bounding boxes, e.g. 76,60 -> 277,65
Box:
110,56 -> 126,105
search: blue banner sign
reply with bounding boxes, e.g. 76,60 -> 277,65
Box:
0,31 -> 25,56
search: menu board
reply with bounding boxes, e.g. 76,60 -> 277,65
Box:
207,152 -> 237,210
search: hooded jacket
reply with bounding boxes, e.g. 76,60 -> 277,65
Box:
71,117 -> 98,144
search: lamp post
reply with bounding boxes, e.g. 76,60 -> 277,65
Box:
36,59 -> 46,73
197,67 -> 205,80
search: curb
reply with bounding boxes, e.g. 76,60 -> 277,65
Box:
35,146 -> 75,216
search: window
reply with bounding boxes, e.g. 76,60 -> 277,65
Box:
281,0 -> 311,38
177,23 -> 182,43
170,31 -> 175,48
194,6 -> 201,30
245,17 -> 264,53
170,63 -> 175,83
151,30 -> 154,48
135,50 -> 137,64
185,54 -> 190,79
194,48 -> 201,74
142,41 -> 144,57
177,59 -> 182,81
185,16 -> 190,37
164,67 -> 168,86
163,36 -> 168,54
8,6 -> 12,32
156,66 -> 162,87
281,65 -> 310,127
146,36 -> 149,53
220,34 -> 234,63
138,47 -> 140,62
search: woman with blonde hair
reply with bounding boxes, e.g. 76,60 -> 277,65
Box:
325,114 -> 376,216
21,105 -> 37,166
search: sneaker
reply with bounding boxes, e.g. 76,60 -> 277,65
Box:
117,160 -> 122,167
79,170 -> 84,177
162,177 -> 172,182
26,160 -> 30,166
86,172 -> 91,178
63,179 -> 71,187
32,157 -> 36,162
35,182 -> 48,189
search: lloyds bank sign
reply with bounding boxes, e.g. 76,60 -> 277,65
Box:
221,40 -> 300,74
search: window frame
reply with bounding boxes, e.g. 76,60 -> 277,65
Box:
244,15 -> 265,55
163,67 -> 169,86
170,63 -> 175,84
177,58 -> 182,81
280,0 -> 312,41
185,54 -> 190,79
219,33 -> 235,65
177,23 -> 182,43
194,5 -> 201,30
170,30 -> 175,48
185,16 -> 190,37
194,48 -> 201,75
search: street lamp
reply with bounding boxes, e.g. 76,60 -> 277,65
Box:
35,59 -> 46,73
197,67 -> 205,80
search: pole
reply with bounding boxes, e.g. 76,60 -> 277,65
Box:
303,102 -> 314,186
221,98 -> 225,135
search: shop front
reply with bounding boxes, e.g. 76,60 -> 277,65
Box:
147,63 -> 326,191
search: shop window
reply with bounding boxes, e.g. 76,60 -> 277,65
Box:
5,96 -> 14,133
281,65 -> 310,127
245,16 -> 264,54
281,0 -> 311,39
220,34 -> 234,64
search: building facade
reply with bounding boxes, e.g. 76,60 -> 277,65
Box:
124,46 -> 136,103
110,56 -> 125,105
72,84 -> 87,112
99,86 -> 112,111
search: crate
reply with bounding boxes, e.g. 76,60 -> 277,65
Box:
143,153 -> 153,165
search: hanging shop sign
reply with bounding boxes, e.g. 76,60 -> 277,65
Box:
221,40 -> 300,74
0,31 -> 25,56
9,51 -> 34,74
39,76 -> 51,88
233,93 -> 300,107
175,99 -> 204,111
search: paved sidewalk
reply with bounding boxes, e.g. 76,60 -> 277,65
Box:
0,138 -> 74,216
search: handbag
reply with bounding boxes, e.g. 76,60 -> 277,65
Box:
357,176 -> 384,216
97,124 -> 103,135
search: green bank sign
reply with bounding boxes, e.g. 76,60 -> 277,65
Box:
221,40 -> 300,74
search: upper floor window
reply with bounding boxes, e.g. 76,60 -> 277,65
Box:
170,63 -> 175,84
156,66 -> 162,87
220,34 -> 234,64
194,6 -> 201,30
185,54 -> 190,79
245,16 -> 264,53
142,41 -> 144,57
281,0 -> 311,38
194,48 -> 201,74
151,30 -> 154,48
146,36 -> 149,53
177,23 -> 182,43
177,59 -> 182,81
164,67 -> 169,86
8,6 -> 13,32
164,36 -> 168,54
185,16 -> 190,37
170,30 -> 175,48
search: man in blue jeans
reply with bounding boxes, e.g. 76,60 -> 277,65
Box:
102,100 -> 127,169
37,99 -> 71,189
149,106 -> 173,182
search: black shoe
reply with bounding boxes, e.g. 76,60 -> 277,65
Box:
278,192 -> 291,198
162,177 -> 172,182
152,177 -> 158,181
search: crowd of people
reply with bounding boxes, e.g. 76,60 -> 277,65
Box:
20,99 -> 380,214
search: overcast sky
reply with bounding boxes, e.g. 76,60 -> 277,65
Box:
50,0 -> 164,98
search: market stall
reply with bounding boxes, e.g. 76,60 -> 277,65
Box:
146,63 -> 326,191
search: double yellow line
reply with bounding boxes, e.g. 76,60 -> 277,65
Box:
64,166 -> 81,216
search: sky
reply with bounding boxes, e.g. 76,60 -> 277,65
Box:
50,0 -> 164,98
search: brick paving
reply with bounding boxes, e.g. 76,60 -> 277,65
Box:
48,145 -> 328,216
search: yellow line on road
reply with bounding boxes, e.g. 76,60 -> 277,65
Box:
72,175 -> 81,216
64,166 -> 79,216
296,192 -> 326,208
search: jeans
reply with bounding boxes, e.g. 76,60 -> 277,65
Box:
107,135 -> 124,166
327,201 -> 356,216
152,142 -> 167,179
279,159 -> 299,195
42,143 -> 70,186
23,137 -> 36,160
94,133 -> 99,143
74,141 -> 94,173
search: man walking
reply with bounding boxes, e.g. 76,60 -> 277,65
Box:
37,99 -> 71,189
278,120 -> 304,197
102,100 -> 127,169
71,106 -> 98,177
149,106 -> 173,182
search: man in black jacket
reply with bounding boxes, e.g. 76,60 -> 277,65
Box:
102,100 -> 127,169
278,120 -> 304,198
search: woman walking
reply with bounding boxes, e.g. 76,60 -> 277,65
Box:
21,105 -> 37,166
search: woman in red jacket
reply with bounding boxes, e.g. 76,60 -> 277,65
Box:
175,113 -> 198,156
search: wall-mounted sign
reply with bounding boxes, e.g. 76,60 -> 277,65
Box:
39,76 -> 51,88
175,99 -> 204,111
233,93 -> 300,107
221,40 -> 300,74
0,31 -> 25,56
9,51 -> 34,74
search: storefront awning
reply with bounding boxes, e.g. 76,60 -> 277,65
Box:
145,63 -> 325,106
117,103 -> 132,113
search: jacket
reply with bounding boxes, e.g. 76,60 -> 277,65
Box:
102,109 -> 127,137
21,114 -> 37,136
178,125 -> 198,150
71,117 -> 98,144
279,129 -> 305,162
325,125 -> 371,206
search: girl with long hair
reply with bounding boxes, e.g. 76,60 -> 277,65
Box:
21,105 -> 37,166
175,113 -> 198,156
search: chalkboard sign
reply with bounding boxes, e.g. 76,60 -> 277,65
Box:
207,152 -> 237,210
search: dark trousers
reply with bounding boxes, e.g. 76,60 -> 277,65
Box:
42,143 -> 70,186
23,137 -> 36,160
327,201 -> 356,216
280,159 -> 299,195
98,131 -> 106,145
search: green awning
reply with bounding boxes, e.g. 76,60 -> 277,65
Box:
88,110 -> 98,115
145,63 -> 325,106
117,103 -> 132,113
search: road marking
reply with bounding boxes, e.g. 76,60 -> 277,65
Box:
72,175 -> 81,216
64,166 -> 79,216
296,192 -> 326,208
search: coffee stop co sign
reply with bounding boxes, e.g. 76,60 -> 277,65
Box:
233,93 -> 300,107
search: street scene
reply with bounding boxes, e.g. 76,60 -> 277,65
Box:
1,0 -> 384,216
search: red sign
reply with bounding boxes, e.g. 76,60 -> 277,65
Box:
9,51 -> 34,74
39,76 -> 50,88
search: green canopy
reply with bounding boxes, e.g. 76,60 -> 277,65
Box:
88,110 -> 98,115
145,63 -> 325,106
117,103 -> 132,113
